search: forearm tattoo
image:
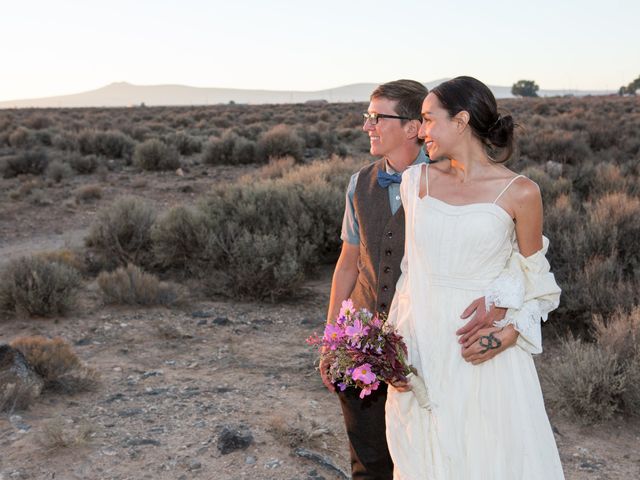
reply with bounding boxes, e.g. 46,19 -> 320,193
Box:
478,332 -> 502,354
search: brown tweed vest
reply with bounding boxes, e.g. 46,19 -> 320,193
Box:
350,159 -> 405,317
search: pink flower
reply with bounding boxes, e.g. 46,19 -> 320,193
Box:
352,363 -> 376,385
359,380 -> 380,398
345,319 -> 370,343
323,324 -> 344,350
339,299 -> 355,319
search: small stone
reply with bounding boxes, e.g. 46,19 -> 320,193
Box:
124,437 -> 161,447
212,317 -> 231,326
104,393 -> 126,403
245,455 -> 256,465
191,311 -> 213,319
74,337 -> 92,346
196,319 -> 208,326
188,460 -> 201,471
145,387 -> 169,396
265,459 -> 282,469
118,408 -> 144,417
141,370 -> 163,379
217,424 -> 253,454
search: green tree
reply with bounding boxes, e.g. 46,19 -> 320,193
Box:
623,75 -> 640,95
511,80 -> 540,98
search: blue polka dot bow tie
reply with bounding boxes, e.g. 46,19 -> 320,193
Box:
377,171 -> 402,188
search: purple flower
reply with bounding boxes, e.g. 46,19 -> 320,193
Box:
323,324 -> 344,350
352,363 -> 376,385
337,382 -> 348,392
345,319 -> 370,343
359,380 -> 381,399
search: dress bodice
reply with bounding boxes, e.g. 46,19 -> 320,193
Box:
400,164 -> 519,291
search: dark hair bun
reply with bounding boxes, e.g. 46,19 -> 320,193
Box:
431,76 -> 516,163
488,114 -> 514,150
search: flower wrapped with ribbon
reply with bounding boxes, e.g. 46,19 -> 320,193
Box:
307,299 -> 431,409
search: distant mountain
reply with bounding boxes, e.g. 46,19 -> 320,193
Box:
0,81 -> 614,108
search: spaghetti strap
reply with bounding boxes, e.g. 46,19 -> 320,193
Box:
493,175 -> 524,204
425,163 -> 430,196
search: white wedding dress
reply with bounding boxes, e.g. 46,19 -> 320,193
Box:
385,164 -> 564,479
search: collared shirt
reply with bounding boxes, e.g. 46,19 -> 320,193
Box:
341,148 -> 429,245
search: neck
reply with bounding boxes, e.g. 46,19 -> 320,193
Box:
384,143 -> 422,173
448,140 -> 493,181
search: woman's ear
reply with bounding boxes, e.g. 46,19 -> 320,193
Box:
454,111 -> 470,133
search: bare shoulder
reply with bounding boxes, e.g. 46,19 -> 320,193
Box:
510,175 -> 541,205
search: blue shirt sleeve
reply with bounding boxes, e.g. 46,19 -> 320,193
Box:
340,171 -> 360,245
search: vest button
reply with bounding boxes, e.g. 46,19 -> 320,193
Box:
383,266 -> 391,273
387,231 -> 393,238
385,249 -> 392,256
380,303 -> 387,310
382,285 -> 389,292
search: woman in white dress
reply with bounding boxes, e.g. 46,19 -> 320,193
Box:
385,76 -> 564,479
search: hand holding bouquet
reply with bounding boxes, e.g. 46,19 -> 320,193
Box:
307,299 -> 431,409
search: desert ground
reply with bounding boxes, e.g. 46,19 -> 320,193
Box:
1,160 -> 639,480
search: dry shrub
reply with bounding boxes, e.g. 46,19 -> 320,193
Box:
152,206 -> 212,275
257,124 -> 304,162
78,129 -> 134,159
543,336 -> 626,424
1,149 -> 49,178
622,354 -> 640,413
8,127 -> 36,148
10,336 -> 99,393
133,138 -> 181,171
46,159 -> 73,183
85,196 -> 156,269
37,418 -> 95,451
231,136 -> 257,164
593,307 -> 640,414
590,193 -> 640,273
519,130 -> 591,164
97,264 -> 179,306
200,180 -> 315,300
197,155 -> 360,299
251,156 -> 296,180
36,249 -> 86,274
593,307 -> 640,359
166,131 -> 202,155
0,256 -> 81,317
74,184 -> 103,203
202,131 -> 255,165
68,153 -> 98,174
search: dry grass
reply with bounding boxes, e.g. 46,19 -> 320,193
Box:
10,336 -> 99,394
267,414 -> 331,449
74,184 -> 103,203
97,264 -> 180,306
37,418 -> 96,452
542,336 -> 626,424
36,249 -> 86,274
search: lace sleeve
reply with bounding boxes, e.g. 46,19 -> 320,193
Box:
491,236 -> 561,354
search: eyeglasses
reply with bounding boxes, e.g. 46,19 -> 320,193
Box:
362,112 -> 415,125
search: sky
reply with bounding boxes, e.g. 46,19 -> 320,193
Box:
0,0 -> 638,101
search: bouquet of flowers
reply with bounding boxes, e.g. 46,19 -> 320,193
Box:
307,299 -> 431,409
